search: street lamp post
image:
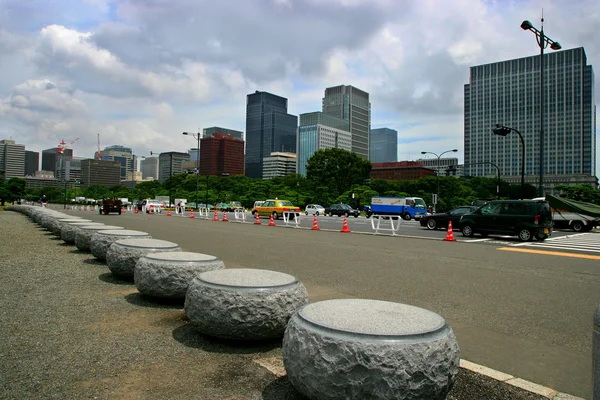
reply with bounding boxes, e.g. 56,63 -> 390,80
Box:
473,161 -> 501,198
420,149 -> 458,212
521,18 -> 561,197
493,124 -> 525,199
182,131 -> 201,210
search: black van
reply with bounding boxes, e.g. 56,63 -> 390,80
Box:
458,200 -> 553,241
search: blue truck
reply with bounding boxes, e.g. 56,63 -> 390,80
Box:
364,196 -> 428,220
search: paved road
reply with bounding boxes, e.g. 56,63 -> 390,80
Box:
60,206 -> 599,397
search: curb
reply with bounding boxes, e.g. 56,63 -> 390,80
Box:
459,359 -> 584,399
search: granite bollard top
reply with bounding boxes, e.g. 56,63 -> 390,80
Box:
197,268 -> 298,288
113,238 -> 180,249
298,299 -> 446,337
90,229 -> 152,261
75,225 -> 125,252
134,251 -> 225,299
106,238 -> 181,280
61,222 -> 106,244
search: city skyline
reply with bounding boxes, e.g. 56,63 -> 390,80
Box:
0,0 -> 599,177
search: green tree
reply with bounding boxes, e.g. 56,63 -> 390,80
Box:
0,178 -> 27,204
306,149 -> 372,197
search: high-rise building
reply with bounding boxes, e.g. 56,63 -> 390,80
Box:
140,157 -> 159,180
80,159 -> 121,189
296,112 -> 352,176
245,91 -> 298,178
41,148 -> 72,175
263,152 -> 296,179
55,157 -> 84,183
203,126 -> 244,141
322,85 -> 371,159
24,150 -> 39,176
95,145 -> 136,181
370,128 -> 398,163
158,152 -> 190,183
464,47 -> 597,191
200,134 -> 245,176
0,139 -> 25,179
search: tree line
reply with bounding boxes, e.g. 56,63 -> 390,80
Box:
1,149 -> 599,210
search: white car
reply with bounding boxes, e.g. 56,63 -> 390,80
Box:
305,204 -> 325,216
141,199 -> 164,213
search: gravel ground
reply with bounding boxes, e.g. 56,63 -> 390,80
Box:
0,210 -> 549,400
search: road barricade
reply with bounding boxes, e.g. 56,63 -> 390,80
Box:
370,214 -> 401,236
198,207 -> 210,219
283,211 -> 302,228
234,209 -> 247,223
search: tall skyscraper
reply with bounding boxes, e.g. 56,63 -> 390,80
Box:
245,91 -> 298,178
464,47 -> 597,190
0,139 -> 25,178
95,145 -> 136,181
80,159 -> 121,189
199,133 -> 245,176
24,150 -> 39,175
263,152 -> 296,179
41,147 -> 72,174
140,156 -> 159,180
158,152 -> 190,183
370,128 -> 398,163
296,112 -> 352,176
322,85 -> 371,159
203,127 -> 244,141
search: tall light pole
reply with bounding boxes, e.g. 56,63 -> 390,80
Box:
182,131 -> 201,210
493,124 -> 525,199
420,149 -> 458,212
521,18 -> 561,197
473,161 -> 501,199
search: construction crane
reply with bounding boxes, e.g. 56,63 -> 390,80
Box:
57,137 -> 80,154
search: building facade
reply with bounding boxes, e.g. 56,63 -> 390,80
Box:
416,157 -> 460,177
322,85 -> 371,159
41,148 -> 73,175
95,145 -> 136,181
140,156 -> 159,180
0,139 -> 25,179
370,128 -> 397,163
24,150 -> 39,176
203,126 -> 244,141
55,157 -> 84,183
158,152 -> 190,183
263,152 -> 297,179
371,161 -> 435,181
297,112 -> 352,176
80,159 -> 121,189
245,91 -> 298,178
199,134 -> 245,176
464,47 -> 597,192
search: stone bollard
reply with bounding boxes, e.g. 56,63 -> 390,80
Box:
594,304 -> 600,400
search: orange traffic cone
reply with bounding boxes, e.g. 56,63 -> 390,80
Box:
340,216 -> 352,233
189,210 -> 195,219
213,210 -> 219,221
222,211 -> 229,222
134,207 -> 138,214
268,214 -> 276,227
311,215 -> 320,231
167,209 -> 172,216
254,212 -> 261,225
444,221 -> 456,242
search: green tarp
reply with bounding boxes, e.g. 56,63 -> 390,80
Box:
546,194 -> 600,218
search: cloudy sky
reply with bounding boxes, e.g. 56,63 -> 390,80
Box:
1,0 -> 599,170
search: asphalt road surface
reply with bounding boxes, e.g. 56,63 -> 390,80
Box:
61,206 -> 599,397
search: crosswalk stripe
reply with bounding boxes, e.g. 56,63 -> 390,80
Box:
518,232 -> 600,253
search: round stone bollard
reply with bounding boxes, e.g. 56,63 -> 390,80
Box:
75,225 -> 125,252
282,299 -> 460,400
61,222 -> 106,244
594,305 -> 600,400
90,230 -> 152,262
185,268 -> 308,340
49,218 -> 89,236
106,239 -> 181,280
39,212 -> 70,230
135,252 -> 225,299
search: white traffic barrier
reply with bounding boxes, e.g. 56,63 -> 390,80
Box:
370,214 -> 401,236
198,207 -> 210,219
283,211 -> 302,228
234,209 -> 247,223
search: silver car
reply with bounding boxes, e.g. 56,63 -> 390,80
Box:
305,204 -> 325,216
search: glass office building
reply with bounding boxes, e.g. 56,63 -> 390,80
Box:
297,112 -> 352,176
464,47 -> 597,189
370,128 -> 398,163
245,91 -> 298,178
322,85 -> 371,159
203,126 -> 243,141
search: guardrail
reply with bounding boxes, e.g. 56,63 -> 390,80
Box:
370,214 -> 401,236
234,209 -> 248,223
283,211 -> 302,228
198,207 -> 211,219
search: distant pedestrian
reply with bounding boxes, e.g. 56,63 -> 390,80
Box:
177,201 -> 183,214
